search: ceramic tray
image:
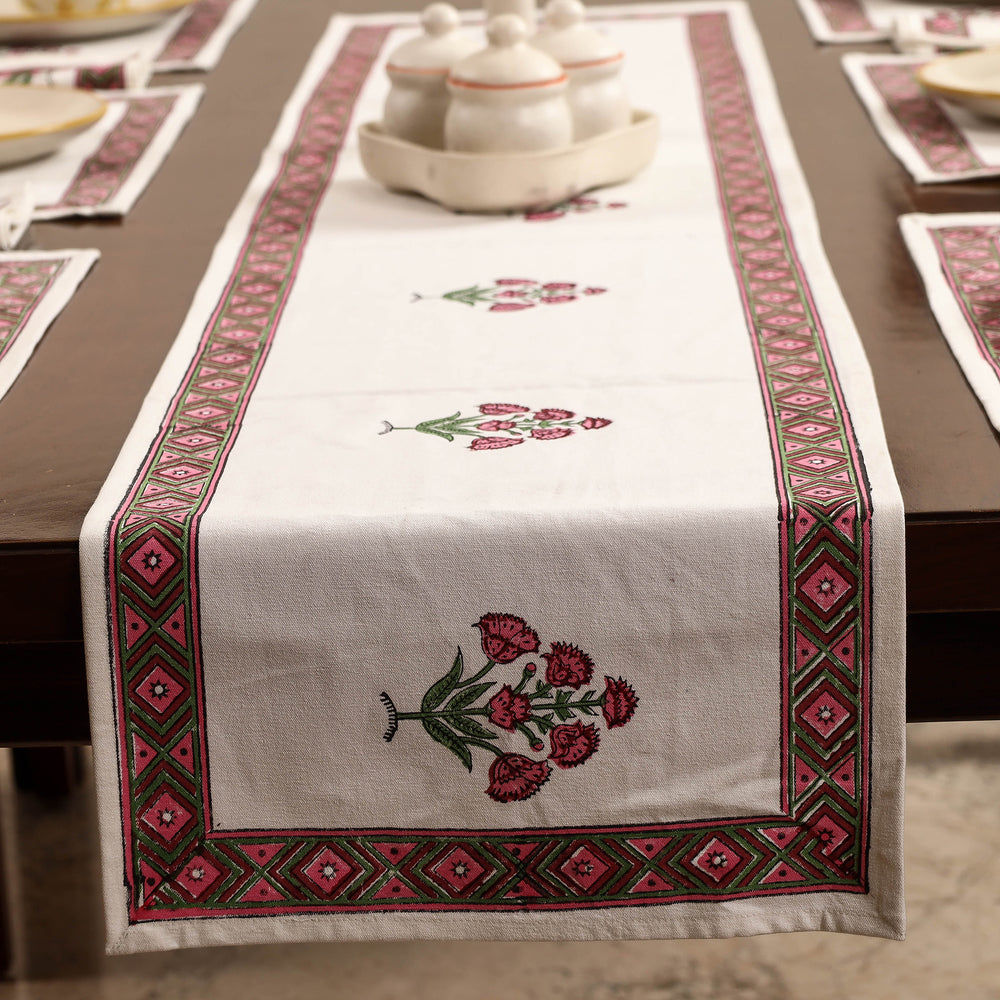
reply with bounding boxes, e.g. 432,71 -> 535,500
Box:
0,0 -> 192,43
0,84 -> 104,166
917,48 -> 1000,120
358,109 -> 658,213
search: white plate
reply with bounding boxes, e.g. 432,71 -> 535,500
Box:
359,109 -> 659,213
917,47 -> 1000,120
0,85 -> 104,167
0,0 -> 193,43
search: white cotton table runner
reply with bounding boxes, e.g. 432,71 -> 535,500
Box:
843,53 -> 1000,184
796,0 -> 1000,48
11,85 -> 201,219
0,248 -> 96,401
902,213 -> 1000,432
80,1 -> 906,953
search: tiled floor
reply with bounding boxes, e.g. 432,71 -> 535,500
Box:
1,721 -> 998,999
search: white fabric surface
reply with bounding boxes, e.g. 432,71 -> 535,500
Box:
902,212 -> 1000,432
4,85 -> 202,219
0,248 -> 97,401
844,52 -> 1000,184
796,0 -> 1000,48
0,0 -> 257,75
81,1 -> 906,953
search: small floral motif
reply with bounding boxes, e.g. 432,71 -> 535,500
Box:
380,403 -> 611,451
414,278 -> 607,311
380,614 -> 639,803
523,196 -> 628,222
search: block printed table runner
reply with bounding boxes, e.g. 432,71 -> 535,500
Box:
0,0 -> 258,77
80,2 -> 906,952
796,0 -> 1000,47
7,86 -> 202,219
843,53 -> 1000,183
0,249 -> 97,402
901,213 -> 1000,432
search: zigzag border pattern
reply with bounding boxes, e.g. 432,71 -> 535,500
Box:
105,12 -> 874,922
0,258 -> 70,365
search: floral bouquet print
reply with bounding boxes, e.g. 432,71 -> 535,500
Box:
381,613 -> 638,803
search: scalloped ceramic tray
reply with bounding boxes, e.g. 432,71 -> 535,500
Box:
358,109 -> 659,213
0,0 -> 192,43
0,84 -> 105,166
917,48 -> 1000,120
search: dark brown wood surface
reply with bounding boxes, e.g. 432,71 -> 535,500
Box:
1,0 -> 999,744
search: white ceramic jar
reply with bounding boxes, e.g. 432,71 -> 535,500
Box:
532,0 -> 629,141
444,14 -> 573,154
382,3 -> 480,149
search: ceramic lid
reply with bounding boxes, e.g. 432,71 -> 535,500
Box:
532,0 -> 622,68
385,3 -> 479,73
448,14 -> 567,88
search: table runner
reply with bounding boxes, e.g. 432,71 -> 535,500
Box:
0,248 -> 97,401
796,0 -> 1000,48
80,1 -> 906,952
902,212 -> 1000,431
0,0 -> 257,76
7,85 -> 201,219
843,53 -> 1000,183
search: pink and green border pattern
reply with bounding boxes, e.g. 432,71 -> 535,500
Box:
0,257 -> 72,366
102,12 -> 875,923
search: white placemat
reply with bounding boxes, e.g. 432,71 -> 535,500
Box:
5,85 -> 202,219
843,52 -> 1000,183
0,0 -> 257,76
0,53 -> 150,88
902,212 -> 1000,430
81,1 -> 906,953
0,248 -> 98,401
797,0 -> 1000,48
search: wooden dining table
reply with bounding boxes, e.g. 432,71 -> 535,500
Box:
0,0 -> 998,748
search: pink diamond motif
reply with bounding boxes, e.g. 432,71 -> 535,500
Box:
789,453 -> 843,472
781,391 -> 826,408
157,463 -> 205,481
785,421 -> 835,439
801,561 -> 851,612
171,433 -> 218,449
302,846 -> 358,895
134,662 -> 186,715
693,837 -> 745,883
558,845 -> 610,892
800,689 -> 852,740
141,792 -> 192,842
176,854 -> 222,897
125,537 -> 177,586
429,847 -> 489,893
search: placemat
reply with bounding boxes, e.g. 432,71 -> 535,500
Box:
0,0 -> 258,76
796,0 -> 1000,48
80,1 -> 906,953
0,54 -> 150,88
7,85 -> 202,219
902,212 -> 1000,431
0,248 -> 98,402
843,52 -> 1000,183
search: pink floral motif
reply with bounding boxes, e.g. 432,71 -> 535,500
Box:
602,676 -> 639,728
495,278 -> 537,285
541,295 -> 576,305
581,417 -> 612,430
533,408 -> 575,421
543,282 -> 576,291
469,436 -> 523,450
490,302 -> 534,312
523,196 -> 625,222
475,613 -> 540,664
549,722 -> 600,768
425,278 -> 607,310
488,685 -> 533,730
486,754 -> 552,802
480,403 -> 529,415
543,642 -> 594,689
531,427 -> 573,440
477,420 -> 517,431
583,287 -> 607,296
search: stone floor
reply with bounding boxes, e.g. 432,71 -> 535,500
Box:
1,721 -> 997,999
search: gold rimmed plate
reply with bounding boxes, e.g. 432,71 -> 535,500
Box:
0,85 -> 105,167
0,0 -> 194,44
917,47 -> 1000,120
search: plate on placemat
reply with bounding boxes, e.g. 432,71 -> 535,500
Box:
0,85 -> 104,166
918,48 -> 1000,120
0,0 -> 193,43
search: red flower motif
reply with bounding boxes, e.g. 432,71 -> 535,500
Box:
475,613 -> 540,664
490,302 -> 534,312
486,754 -> 552,802
581,417 -> 611,430
480,403 -> 529,415
548,721 -> 600,769
488,685 -> 533,731
469,437 -> 523,450
541,295 -> 576,304
542,642 -> 594,688
533,408 -> 574,421
495,278 -> 537,285
477,420 -> 517,431
497,289 -> 530,298
524,210 -> 565,221
542,282 -> 576,290
602,676 -> 639,728
608,202 -> 627,209
583,287 -> 607,295
531,427 -> 573,440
